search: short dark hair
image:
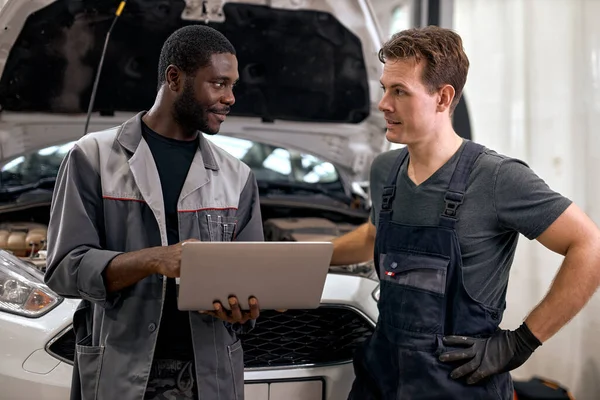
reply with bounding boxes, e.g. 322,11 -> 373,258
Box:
157,25 -> 236,87
379,26 -> 469,113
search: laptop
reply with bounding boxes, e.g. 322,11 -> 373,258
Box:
177,241 -> 334,311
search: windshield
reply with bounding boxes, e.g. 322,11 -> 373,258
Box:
206,135 -> 339,185
0,136 -> 341,190
0,141 -> 76,188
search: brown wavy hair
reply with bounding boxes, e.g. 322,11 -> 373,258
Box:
379,26 -> 469,113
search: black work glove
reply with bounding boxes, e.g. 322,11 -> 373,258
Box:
439,322 -> 542,385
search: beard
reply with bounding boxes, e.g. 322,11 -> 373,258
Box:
172,78 -> 214,136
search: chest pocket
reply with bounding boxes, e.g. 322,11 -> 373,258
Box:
378,251 -> 449,334
207,213 -> 238,242
380,252 -> 449,295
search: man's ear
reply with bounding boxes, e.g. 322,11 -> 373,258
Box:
165,65 -> 183,92
437,84 -> 455,113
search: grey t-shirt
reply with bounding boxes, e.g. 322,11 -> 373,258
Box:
369,140 -> 572,309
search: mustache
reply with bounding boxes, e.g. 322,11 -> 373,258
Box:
208,106 -> 230,115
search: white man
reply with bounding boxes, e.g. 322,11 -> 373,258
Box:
331,26 -> 600,399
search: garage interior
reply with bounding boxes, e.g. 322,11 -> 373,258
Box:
0,0 -> 599,400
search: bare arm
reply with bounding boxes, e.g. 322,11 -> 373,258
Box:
330,221 -> 377,265
105,240 -> 196,292
103,248 -> 160,292
525,203 -> 600,342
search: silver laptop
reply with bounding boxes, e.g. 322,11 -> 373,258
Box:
177,241 -> 334,311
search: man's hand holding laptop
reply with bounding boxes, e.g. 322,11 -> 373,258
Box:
200,296 -> 261,324
153,239 -> 262,323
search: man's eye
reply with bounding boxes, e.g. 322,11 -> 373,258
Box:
214,82 -> 225,88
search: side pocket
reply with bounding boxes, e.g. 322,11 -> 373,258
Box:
227,339 -> 244,400
489,371 -> 513,400
207,214 -> 238,242
75,334 -> 104,400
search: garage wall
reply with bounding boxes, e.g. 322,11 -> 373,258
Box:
453,0 -> 600,398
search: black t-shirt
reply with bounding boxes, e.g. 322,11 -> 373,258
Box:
142,122 -> 197,361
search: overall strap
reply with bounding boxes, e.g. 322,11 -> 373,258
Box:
439,141 -> 485,229
379,147 -> 409,221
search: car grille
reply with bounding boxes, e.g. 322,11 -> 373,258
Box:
240,307 -> 374,368
47,306 -> 374,369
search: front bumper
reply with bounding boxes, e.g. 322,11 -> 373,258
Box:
0,298 -> 78,400
242,274 -> 379,400
244,363 -> 355,400
0,274 -> 379,400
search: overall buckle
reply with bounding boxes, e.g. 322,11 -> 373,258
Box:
381,186 -> 396,210
443,191 -> 464,217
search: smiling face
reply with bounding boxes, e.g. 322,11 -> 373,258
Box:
378,57 -> 449,145
171,53 -> 239,135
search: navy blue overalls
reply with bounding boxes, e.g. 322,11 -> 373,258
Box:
349,141 -> 513,400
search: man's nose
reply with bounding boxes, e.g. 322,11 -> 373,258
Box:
222,88 -> 235,106
378,93 -> 393,113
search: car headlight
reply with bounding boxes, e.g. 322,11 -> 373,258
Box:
0,250 -> 62,317
372,284 -> 380,302
329,259 -> 378,281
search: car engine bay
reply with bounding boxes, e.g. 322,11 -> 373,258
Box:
0,201 -> 368,271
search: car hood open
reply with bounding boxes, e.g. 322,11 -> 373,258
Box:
0,0 -> 389,180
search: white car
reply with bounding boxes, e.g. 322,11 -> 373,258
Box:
0,0 -> 388,399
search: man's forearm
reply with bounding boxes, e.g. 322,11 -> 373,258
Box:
525,239 -> 600,342
330,222 -> 376,266
104,247 -> 160,292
